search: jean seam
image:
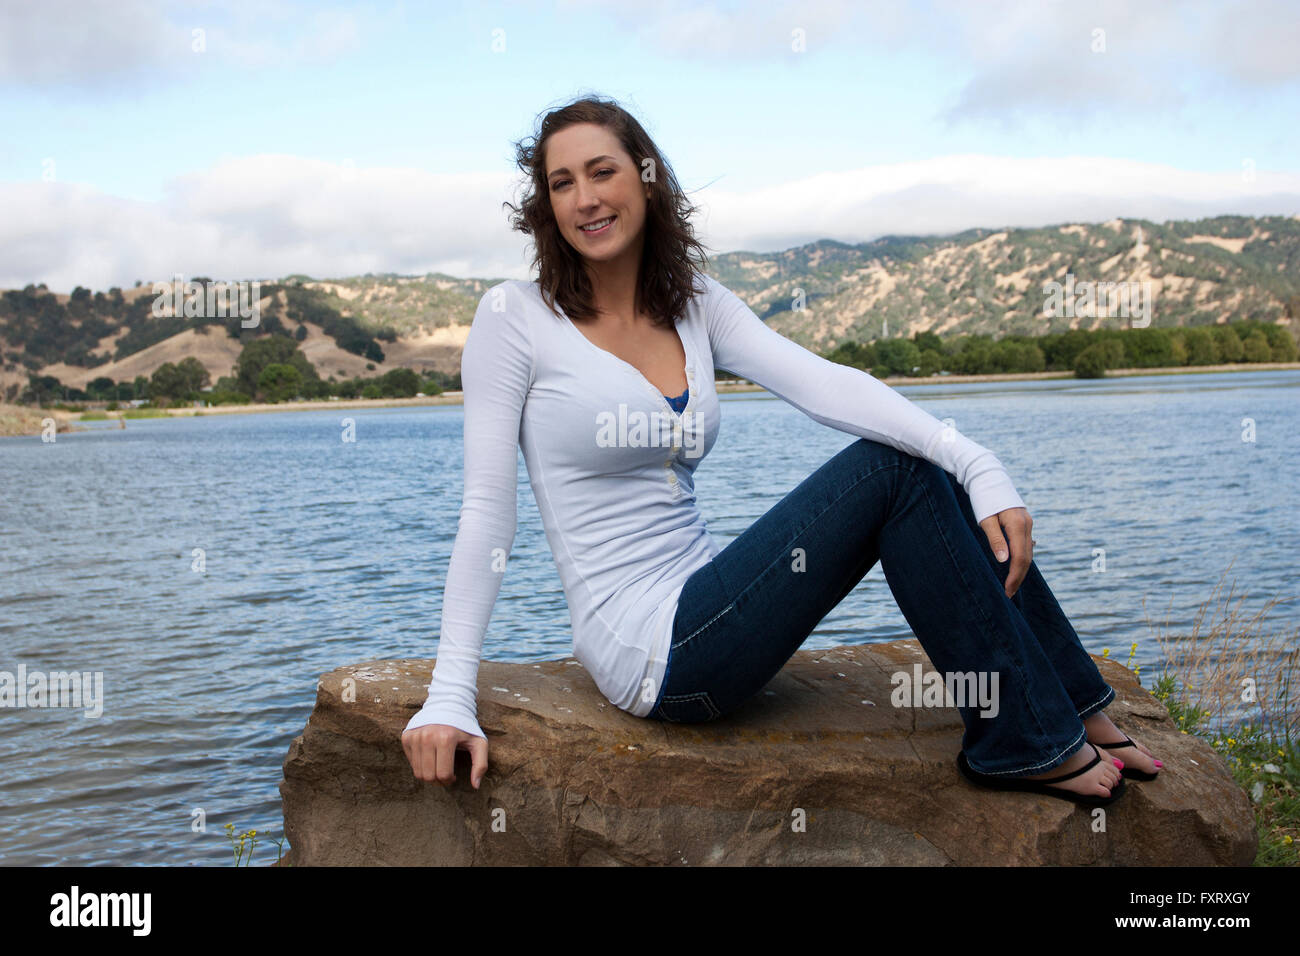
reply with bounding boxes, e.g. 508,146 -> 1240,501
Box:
1077,684 -> 1116,720
968,724 -> 1087,777
662,691 -> 721,718
724,459 -> 908,622
949,468 -> 1108,732
671,602 -> 734,651
912,462 -> 1058,746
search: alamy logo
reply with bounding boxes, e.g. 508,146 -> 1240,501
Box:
890,663 -> 1000,717
595,404 -> 703,457
0,665 -> 103,718
152,273 -> 261,327
49,886 -> 150,935
1042,273 -> 1152,328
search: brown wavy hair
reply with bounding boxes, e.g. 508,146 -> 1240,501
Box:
503,94 -> 711,328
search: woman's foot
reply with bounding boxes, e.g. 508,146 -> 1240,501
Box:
1019,742 -> 1123,800
1084,710 -> 1163,777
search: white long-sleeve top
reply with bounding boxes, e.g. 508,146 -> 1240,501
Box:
403,274 -> 1026,740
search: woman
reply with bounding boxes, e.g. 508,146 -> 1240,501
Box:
400,95 -> 1161,807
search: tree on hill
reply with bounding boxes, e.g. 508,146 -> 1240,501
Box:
88,376 -> 117,399
1182,326 -> 1220,365
150,357 -> 210,402
911,330 -> 943,354
22,373 -> 65,404
1211,325 -> 1244,362
1241,330 -> 1272,362
177,357 -> 209,392
380,367 -> 420,397
1040,328 -> 1093,370
873,338 -> 922,376
281,284 -> 385,363
258,363 -> 303,403
1073,345 -> 1108,378
918,348 -> 944,376
951,335 -> 993,374
234,334 -> 320,398
1121,328 -> 1174,367
822,340 -> 876,371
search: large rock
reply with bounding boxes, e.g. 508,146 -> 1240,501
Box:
278,640 -> 1256,865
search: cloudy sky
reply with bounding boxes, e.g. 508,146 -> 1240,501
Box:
3,0 -> 1298,293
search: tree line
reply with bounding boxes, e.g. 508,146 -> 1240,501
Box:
15,315 -> 1299,408
816,319 -> 1298,379
20,332 -> 461,408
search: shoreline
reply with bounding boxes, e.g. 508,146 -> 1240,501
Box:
5,360 -> 1299,437
875,360 -> 1300,387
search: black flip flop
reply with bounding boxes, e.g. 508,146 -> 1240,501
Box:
1090,735 -> 1160,781
956,743 -> 1127,807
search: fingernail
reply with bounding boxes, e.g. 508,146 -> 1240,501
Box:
996,550 -> 1008,561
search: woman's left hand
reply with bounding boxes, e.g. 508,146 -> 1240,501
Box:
978,506 -> 1034,599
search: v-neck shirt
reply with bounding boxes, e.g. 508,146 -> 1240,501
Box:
404,275 -> 1026,740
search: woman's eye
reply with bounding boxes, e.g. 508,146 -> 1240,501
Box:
553,169 -> 613,189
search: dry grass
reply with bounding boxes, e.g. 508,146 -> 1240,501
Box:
1145,557 -> 1298,744
1139,559 -> 1299,864
0,402 -> 78,437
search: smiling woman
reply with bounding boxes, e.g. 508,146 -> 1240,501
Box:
399,94 -> 1161,810
504,96 -> 710,330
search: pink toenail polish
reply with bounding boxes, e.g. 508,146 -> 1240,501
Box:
1154,760 -> 1163,767
1113,759 -> 1123,767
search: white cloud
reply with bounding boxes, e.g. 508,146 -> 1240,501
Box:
0,0 -> 362,89
0,0 -> 181,87
1,155 -> 523,290
930,0 -> 1300,123
4,152 -> 1297,293
696,154 -> 1300,251
557,0 -> 1300,121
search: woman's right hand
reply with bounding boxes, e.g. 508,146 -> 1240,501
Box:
401,724 -> 488,789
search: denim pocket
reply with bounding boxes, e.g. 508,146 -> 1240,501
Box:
656,690 -> 722,723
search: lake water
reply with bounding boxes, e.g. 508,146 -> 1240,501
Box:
1,369 -> 1296,865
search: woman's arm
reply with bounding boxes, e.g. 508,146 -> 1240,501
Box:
403,282 -> 534,741
703,275 -> 1025,525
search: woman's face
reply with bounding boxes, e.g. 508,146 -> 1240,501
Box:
544,122 -> 649,266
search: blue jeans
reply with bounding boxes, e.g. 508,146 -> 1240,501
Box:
648,437 -> 1116,776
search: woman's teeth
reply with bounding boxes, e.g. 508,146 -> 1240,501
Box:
581,216 -> 614,232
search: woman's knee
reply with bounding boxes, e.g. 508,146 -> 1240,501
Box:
846,437 -> 913,468
847,438 -> 936,478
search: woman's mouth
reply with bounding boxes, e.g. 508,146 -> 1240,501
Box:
579,215 -> 615,236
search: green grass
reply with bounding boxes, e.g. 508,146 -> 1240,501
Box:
224,822 -> 289,866
1144,671 -> 1298,866
1117,562 -> 1299,866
